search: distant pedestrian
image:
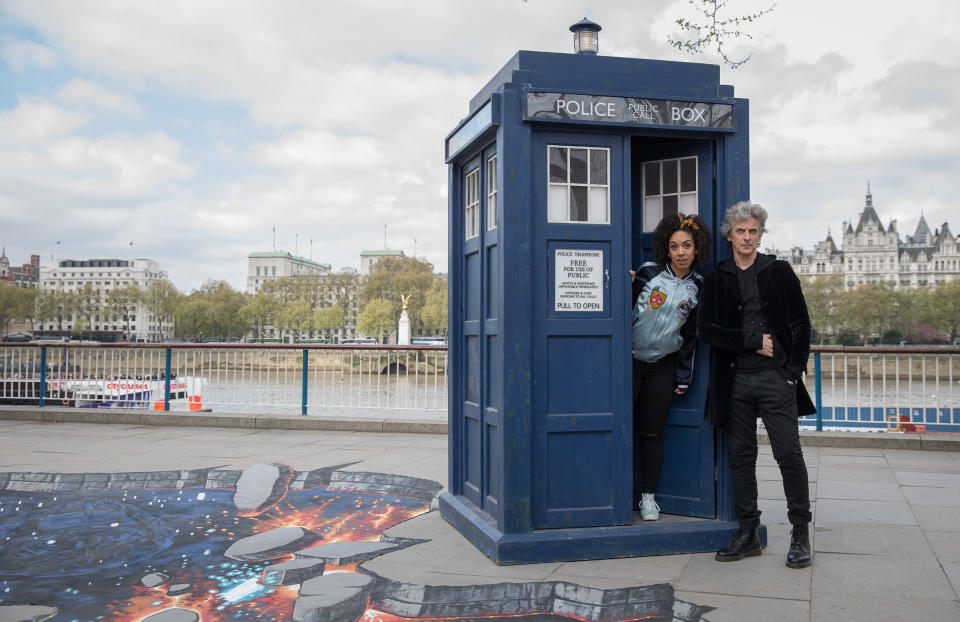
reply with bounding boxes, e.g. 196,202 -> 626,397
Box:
630,213 -> 711,520
698,201 -> 814,568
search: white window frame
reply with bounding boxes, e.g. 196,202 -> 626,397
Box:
547,145 -> 610,224
465,167 -> 480,240
486,154 -> 497,231
642,156 -> 698,232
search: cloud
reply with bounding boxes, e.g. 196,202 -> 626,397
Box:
0,36 -> 57,71
0,97 -> 86,144
0,98 -> 193,200
1,0 -> 958,293
56,78 -> 141,116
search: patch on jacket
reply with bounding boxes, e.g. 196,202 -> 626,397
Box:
685,282 -> 699,296
650,289 -> 666,309
676,299 -> 691,321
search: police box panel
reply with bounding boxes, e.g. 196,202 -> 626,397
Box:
531,130 -> 632,529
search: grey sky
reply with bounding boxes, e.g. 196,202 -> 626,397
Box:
1,0 -> 957,291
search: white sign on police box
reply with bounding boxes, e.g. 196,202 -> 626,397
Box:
554,249 -> 604,312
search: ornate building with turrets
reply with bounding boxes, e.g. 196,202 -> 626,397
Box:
773,184 -> 960,289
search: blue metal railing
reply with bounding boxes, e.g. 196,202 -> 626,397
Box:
1,343 -> 957,431
803,346 -> 960,432
0,343 -> 448,416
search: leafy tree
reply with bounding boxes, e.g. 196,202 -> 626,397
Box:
839,283 -> 899,345
278,300 -> 313,341
915,280 -> 960,343
71,316 -> 90,338
174,281 -> 248,340
800,274 -> 844,344
144,280 -> 180,340
173,296 -> 210,340
15,287 -> 38,333
358,298 -> 396,343
421,275 -> 448,336
360,257 -> 434,331
35,290 -> 76,333
326,271 -> 360,309
258,277 -> 299,305
75,283 -> 100,339
290,274 -> 326,310
314,304 -> 346,338
325,270 -> 360,335
0,284 -> 26,335
240,294 -> 280,341
105,284 -> 143,340
198,280 -> 248,340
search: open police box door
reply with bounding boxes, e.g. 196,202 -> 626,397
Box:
631,137 -> 716,518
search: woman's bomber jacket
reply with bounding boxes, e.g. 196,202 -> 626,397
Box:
631,262 -> 703,392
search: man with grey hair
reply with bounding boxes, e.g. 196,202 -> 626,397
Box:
698,200 -> 815,569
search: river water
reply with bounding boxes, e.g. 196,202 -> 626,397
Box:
195,373 -> 957,424
201,372 -> 448,419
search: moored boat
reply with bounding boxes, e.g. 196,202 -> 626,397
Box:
1,375 -> 207,411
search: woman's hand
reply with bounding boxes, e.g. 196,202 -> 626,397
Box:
630,269 -> 636,282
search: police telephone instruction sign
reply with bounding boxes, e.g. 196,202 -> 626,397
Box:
555,249 -> 603,312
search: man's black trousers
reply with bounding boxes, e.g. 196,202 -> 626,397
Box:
725,368 -> 812,530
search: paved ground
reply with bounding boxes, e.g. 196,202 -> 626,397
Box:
0,418 -> 958,621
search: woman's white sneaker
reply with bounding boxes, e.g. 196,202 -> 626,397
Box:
640,493 -> 660,521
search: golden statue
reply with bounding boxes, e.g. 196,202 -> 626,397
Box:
400,294 -> 411,310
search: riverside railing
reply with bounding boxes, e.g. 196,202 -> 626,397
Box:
1,343 -> 958,432
0,343 -> 447,416
805,346 -> 960,432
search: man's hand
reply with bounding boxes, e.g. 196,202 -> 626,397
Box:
756,333 -> 774,358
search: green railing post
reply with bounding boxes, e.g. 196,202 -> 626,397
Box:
164,348 -> 172,412
38,346 -> 47,407
814,352 -> 823,431
301,348 -> 309,415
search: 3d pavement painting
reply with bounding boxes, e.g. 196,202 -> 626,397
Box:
0,464 -> 713,622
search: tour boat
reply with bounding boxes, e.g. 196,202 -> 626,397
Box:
1,375 -> 207,411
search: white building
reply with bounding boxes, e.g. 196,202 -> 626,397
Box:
360,249 -> 405,275
774,185 -> 960,289
247,251 -> 331,294
39,258 -> 173,341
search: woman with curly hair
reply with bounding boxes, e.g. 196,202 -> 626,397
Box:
630,212 -> 712,520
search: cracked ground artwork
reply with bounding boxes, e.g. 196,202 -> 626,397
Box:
0,464 -> 712,622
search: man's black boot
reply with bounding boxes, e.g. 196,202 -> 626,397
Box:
715,527 -> 763,561
786,523 -> 812,568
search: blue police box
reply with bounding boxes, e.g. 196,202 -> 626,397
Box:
440,32 -> 753,564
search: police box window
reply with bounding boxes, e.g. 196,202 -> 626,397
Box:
548,145 -> 609,223
643,157 -> 697,232
465,167 -> 480,240
486,154 -> 497,231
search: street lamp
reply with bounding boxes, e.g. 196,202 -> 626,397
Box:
570,17 -> 601,55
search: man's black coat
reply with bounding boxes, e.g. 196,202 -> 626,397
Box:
697,253 -> 816,427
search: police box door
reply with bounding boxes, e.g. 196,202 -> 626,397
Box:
631,136 -> 716,518
532,131 -> 632,529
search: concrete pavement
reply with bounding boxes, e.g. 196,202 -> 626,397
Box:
0,418 -> 958,621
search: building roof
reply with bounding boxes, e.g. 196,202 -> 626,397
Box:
912,215 -> 933,245
854,206 -> 883,233
360,249 -> 405,257
935,223 -> 954,244
248,251 -> 331,269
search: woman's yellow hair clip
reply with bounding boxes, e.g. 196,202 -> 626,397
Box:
677,213 -> 700,230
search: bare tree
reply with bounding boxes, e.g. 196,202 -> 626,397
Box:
668,0 -> 776,68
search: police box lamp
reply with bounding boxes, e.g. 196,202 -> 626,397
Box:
570,17 -> 601,55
